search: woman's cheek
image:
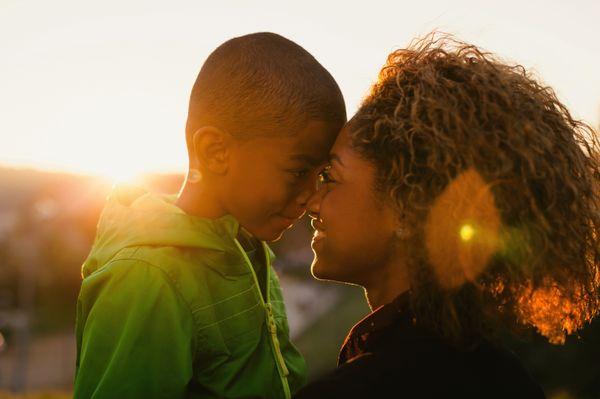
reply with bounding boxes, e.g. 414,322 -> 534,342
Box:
319,190 -> 336,225
330,189 -> 357,230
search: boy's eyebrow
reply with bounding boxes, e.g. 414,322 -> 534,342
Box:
290,154 -> 323,166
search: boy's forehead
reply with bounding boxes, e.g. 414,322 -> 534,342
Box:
288,153 -> 323,167
289,120 -> 340,162
247,120 -> 340,164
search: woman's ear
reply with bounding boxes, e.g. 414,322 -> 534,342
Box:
393,211 -> 415,241
394,223 -> 413,240
191,126 -> 231,175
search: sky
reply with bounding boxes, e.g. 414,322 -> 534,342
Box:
1,0 -> 599,181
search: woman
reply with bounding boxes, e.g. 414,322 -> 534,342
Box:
295,35 -> 599,398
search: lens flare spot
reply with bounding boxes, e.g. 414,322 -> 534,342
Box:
460,224 -> 475,242
424,168 -> 501,289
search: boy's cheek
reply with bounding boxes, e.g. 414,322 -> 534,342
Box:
263,184 -> 299,215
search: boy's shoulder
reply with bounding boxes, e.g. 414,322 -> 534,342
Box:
82,244 -> 263,314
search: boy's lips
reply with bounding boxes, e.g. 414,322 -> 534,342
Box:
278,213 -> 303,227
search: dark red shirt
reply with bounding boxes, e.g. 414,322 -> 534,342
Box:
338,292 -> 411,365
295,292 -> 545,398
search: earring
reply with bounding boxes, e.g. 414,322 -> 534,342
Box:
188,168 -> 202,184
395,227 -> 410,240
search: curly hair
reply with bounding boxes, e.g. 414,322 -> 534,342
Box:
349,33 -> 600,345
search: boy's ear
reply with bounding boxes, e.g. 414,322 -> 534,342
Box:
191,126 -> 231,175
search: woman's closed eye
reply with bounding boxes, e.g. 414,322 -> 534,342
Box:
318,165 -> 335,185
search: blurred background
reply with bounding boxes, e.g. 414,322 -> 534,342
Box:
1,0 -> 599,398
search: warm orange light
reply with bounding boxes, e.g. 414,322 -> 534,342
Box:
515,278 -> 598,345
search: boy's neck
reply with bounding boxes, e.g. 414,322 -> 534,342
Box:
175,180 -> 227,219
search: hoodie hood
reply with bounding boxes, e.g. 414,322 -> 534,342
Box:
81,185 -> 240,278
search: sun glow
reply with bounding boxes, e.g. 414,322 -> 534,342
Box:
90,162 -> 147,184
2,156 -> 153,185
1,1 -> 598,181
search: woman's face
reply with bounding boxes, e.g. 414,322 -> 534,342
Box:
308,126 -> 399,287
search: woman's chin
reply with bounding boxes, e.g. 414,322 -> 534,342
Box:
311,258 -> 340,282
310,259 -> 328,280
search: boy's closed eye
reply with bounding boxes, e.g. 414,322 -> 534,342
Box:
290,168 -> 311,179
286,154 -> 326,180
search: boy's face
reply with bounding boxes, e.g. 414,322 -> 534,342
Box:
222,120 -> 338,242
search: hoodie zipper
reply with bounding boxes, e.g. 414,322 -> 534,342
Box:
233,238 -> 291,399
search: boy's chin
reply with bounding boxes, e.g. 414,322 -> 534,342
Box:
260,231 -> 285,242
248,226 -> 287,242
245,215 -> 299,242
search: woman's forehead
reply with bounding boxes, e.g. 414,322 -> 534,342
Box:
331,128 -> 378,183
330,126 -> 352,161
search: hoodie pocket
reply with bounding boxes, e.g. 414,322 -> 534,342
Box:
192,283 -> 264,359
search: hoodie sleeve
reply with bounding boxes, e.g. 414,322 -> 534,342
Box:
74,259 -> 194,399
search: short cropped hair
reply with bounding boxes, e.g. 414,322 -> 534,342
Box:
185,32 -> 346,153
351,33 -> 600,345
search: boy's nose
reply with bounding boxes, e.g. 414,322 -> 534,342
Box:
306,185 -> 325,217
296,172 -> 321,208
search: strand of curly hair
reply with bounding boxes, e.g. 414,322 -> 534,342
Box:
350,32 -> 600,345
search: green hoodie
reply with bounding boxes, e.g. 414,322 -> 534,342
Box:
74,186 -> 306,398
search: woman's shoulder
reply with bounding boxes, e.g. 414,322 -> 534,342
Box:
381,328 -> 547,398
293,353 -> 382,399
295,323 -> 546,399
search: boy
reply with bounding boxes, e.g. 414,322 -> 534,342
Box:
74,32 -> 346,398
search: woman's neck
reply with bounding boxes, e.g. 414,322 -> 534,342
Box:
363,257 -> 410,311
365,283 -> 409,311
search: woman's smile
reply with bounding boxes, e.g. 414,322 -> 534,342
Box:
310,219 -> 327,249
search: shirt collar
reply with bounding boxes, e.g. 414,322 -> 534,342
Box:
338,291 -> 411,365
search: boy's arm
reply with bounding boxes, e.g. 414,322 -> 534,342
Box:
74,260 -> 195,399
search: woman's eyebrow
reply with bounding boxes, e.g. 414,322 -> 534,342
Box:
329,153 -> 344,166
